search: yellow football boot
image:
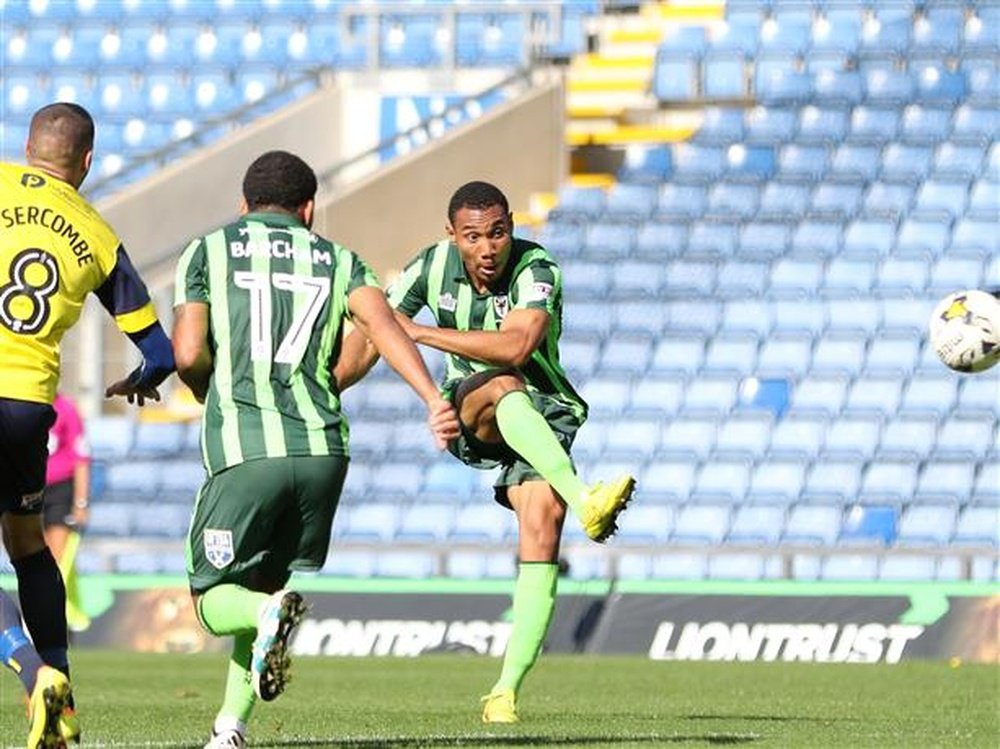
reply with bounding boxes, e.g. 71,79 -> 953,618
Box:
27,666 -> 72,749
481,688 -> 518,723
580,475 -> 636,542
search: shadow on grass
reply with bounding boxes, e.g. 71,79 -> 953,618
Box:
687,713 -> 857,724
253,734 -> 760,747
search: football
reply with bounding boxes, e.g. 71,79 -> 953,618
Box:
928,289 -> 1000,373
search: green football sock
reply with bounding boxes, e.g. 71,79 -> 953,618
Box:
218,632 -> 256,724
197,585 -> 268,636
494,391 -> 586,516
492,562 -> 558,694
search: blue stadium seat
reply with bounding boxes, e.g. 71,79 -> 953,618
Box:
848,106 -> 900,145
899,375 -> 959,418
393,419 -> 440,460
618,144 -> 673,184
535,221 -> 586,259
559,337 -> 601,381
639,461 -> 697,505
843,376 -> 903,417
671,505 -> 731,545
858,461 -> 919,504
656,185 -> 708,221
812,10 -> 861,56
802,459 -> 863,504
933,144 -> 984,182
828,144 -> 881,183
712,20 -> 759,56
728,505 -> 784,544
788,376 -> 848,418
877,257 -> 929,294
953,507 -> 1000,547
598,335 -> 654,376
935,416 -> 995,462
823,258 -> 877,295
613,300 -> 669,336
716,261 -> 769,298
702,56 -> 747,99
368,462 -> 423,497
664,300 -> 721,338
691,460 -> 752,505
653,59 -> 698,101
914,63 -> 967,105
877,416 -> 938,462
651,553 -> 709,580
951,104 -> 997,145
827,298 -> 881,337
580,377 -> 632,419
659,417 -> 718,461
792,554 -> 822,580
912,179 -> 969,221
754,334 -> 811,380
726,145 -> 777,182
746,460 -> 808,505
687,221 -> 739,258
702,334 -> 759,376
158,460 -> 206,494
862,182 -> 915,219
617,553 -> 653,580
916,460 -> 977,505
658,24 -> 708,57
131,504 -> 191,538
87,416 -> 134,459
449,503 -> 513,544
132,421 -> 186,456
554,185 -> 605,220
768,414 -> 827,460
879,555 -> 937,582
755,59 -> 812,104
609,260 -> 663,298
87,502 -> 133,537
582,222 -> 637,261
784,505 -> 841,545
823,416 -> 881,461
757,181 -> 810,220
882,144 -> 934,183
967,180 -> 999,220
812,68 -> 865,106
865,335 -> 921,378
724,300 -> 772,337
682,376 -> 740,418
105,461 -> 163,497
604,418 -> 662,462
616,505 -> 674,545
791,220 -> 843,258
811,334 -> 868,379
842,219 -> 895,258
738,222 -> 791,260
604,183 -> 658,221
900,104 -> 953,145
810,184 -> 864,220
744,105 -> 797,145
778,144 -> 829,181
710,553 -> 779,580
896,504 -> 957,546
671,144 -> 726,183
880,298 -> 933,337
863,69 -> 916,106
821,554 -> 879,581
840,504 -> 896,545
375,551 -> 438,579
706,182 -> 760,220
629,376 -> 686,418
713,412 -> 771,461
694,108 -> 746,145
664,260 -> 716,295
949,219 -> 996,257
322,551 -> 377,578
798,106 -> 849,145
563,262 -> 612,299
912,13 -> 963,56
971,464 -> 1000,507
634,222 -> 688,259
337,503 -> 401,544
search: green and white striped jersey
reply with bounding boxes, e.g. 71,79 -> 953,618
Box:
174,211 -> 378,474
387,237 -> 587,421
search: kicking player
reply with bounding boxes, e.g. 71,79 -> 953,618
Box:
335,180 -> 636,723
172,150 -> 458,749
0,103 -> 175,747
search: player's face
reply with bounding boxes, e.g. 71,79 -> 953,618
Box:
448,204 -> 513,292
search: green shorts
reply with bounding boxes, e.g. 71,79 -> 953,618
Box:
186,454 -> 348,594
444,370 -> 585,508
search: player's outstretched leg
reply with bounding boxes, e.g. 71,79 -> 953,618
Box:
494,392 -> 636,542
28,666 -> 73,749
251,590 -> 307,701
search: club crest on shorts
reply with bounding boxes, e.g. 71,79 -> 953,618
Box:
204,529 -> 234,570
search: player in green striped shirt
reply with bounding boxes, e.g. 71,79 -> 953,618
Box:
336,181 -> 636,724
172,151 -> 458,749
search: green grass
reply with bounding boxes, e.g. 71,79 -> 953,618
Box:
1,652 -> 996,747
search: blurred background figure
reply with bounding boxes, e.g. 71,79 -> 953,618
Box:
44,393 -> 92,633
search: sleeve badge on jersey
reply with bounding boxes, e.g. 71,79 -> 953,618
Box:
204,529 -> 235,570
527,282 -> 553,302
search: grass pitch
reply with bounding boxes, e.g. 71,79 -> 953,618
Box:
1,652 -> 996,747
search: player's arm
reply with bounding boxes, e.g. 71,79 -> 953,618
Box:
95,246 -> 176,406
402,307 -> 549,368
171,302 -> 213,403
347,286 -> 459,448
332,324 -> 380,391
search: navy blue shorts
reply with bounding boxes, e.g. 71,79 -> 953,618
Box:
0,397 -> 55,515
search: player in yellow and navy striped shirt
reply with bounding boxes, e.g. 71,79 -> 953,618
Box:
0,103 -> 175,748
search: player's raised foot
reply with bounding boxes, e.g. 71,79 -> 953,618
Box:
481,688 -> 518,724
57,707 -> 80,745
27,666 -> 72,749
204,729 -> 246,749
251,590 -> 307,701
579,474 -> 636,543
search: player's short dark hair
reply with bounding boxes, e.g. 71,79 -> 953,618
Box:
242,150 -> 317,211
447,181 -> 509,225
29,102 -> 95,155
